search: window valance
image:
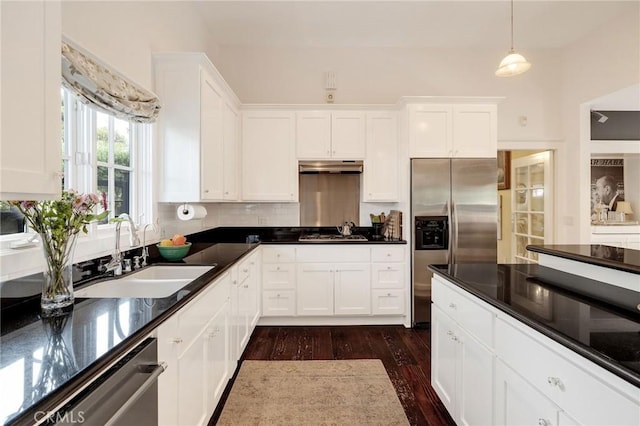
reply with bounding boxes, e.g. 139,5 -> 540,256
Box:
61,41 -> 160,123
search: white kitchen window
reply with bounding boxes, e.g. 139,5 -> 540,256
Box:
60,87 -> 152,230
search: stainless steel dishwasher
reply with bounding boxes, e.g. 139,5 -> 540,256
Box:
54,338 -> 165,425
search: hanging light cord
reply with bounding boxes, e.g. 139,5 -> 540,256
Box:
509,0 -> 515,52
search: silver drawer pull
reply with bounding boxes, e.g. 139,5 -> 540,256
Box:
172,338 -> 183,344
538,419 -> 551,426
547,376 -> 564,389
448,303 -> 456,309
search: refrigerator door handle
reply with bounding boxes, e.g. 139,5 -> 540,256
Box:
446,200 -> 452,264
451,201 -> 458,264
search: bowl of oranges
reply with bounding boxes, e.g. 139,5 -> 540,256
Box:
157,234 -> 191,261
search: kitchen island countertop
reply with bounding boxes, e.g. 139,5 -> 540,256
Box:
429,262 -> 640,387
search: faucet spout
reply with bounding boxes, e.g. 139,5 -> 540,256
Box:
118,213 -> 140,247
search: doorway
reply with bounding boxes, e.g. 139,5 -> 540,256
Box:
497,150 -> 555,264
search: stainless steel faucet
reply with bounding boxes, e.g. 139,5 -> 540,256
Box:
118,213 -> 140,247
104,213 -> 140,276
140,223 -> 153,267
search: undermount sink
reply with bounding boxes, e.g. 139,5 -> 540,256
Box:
75,265 -> 214,298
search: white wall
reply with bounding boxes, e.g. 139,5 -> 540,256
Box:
559,10 -> 640,244
62,1 -> 219,92
217,45 -> 564,141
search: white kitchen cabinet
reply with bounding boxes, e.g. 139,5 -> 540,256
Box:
431,278 -> 495,425
432,305 -> 494,426
363,112 -> 399,202
296,246 -> 371,316
158,272 -> 231,426
261,245 -> 296,316
371,246 -> 406,315
154,53 -> 240,202
242,110 -> 297,201
0,0 -> 61,199
408,103 -> 497,158
494,359 -> 566,426
199,68 -> 224,200
434,274 -> 640,426
296,110 -> 365,159
229,249 -> 260,366
221,100 -> 240,200
204,299 -> 230,416
296,262 -> 371,316
495,314 -> 640,426
296,263 -> 334,316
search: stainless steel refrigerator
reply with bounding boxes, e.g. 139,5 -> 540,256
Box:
411,158 -> 497,327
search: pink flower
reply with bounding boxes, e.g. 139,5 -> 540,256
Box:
21,201 -> 37,209
88,193 -> 100,204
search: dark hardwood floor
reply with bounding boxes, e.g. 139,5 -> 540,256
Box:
209,326 -> 456,426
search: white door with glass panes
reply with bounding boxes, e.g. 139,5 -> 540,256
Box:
511,151 -> 554,263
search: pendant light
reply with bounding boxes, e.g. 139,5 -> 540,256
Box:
495,0 -> 531,77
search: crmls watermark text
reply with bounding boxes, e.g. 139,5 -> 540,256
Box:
34,411 -> 85,424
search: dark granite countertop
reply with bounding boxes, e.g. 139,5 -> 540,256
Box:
0,225 -> 405,425
189,226 -> 407,245
429,263 -> 640,388
0,243 -> 257,426
527,244 -> 640,274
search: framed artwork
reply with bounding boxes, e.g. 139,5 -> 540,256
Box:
498,151 -> 511,190
590,158 -> 624,222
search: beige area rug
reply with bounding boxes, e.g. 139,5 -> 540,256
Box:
217,360 -> 410,426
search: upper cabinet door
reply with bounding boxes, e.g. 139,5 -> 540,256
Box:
296,111 -> 331,159
363,112 -> 398,202
242,111 -> 297,202
408,104 -> 452,158
331,111 -> 366,159
222,100 -> 240,201
452,105 -> 497,158
1,1 -> 61,199
200,69 -> 224,201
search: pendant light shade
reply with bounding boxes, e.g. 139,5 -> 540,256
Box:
496,0 -> 531,77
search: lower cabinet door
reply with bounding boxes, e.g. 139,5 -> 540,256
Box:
296,263 -> 334,316
457,326 -> 493,426
431,306 -> 457,416
205,302 -> 229,414
334,263 -> 371,315
178,332 -> 208,426
494,359 -> 560,426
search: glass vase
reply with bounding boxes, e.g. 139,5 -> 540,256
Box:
39,231 -> 78,315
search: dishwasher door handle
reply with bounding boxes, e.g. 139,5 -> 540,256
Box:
104,361 -> 167,426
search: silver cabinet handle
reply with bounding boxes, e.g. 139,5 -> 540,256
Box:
448,303 -> 456,309
547,376 -> 564,390
104,362 -> 167,426
538,419 -> 551,426
172,338 -> 183,344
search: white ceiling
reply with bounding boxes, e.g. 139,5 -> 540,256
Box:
193,1 -> 637,49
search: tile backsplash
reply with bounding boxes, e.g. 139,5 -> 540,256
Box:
158,203 -> 300,237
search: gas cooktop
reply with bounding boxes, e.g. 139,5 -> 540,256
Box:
298,234 -> 368,242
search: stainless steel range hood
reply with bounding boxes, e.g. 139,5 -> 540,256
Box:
299,161 -> 362,226
298,160 -> 363,174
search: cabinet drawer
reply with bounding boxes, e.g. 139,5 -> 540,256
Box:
262,290 -> 296,316
371,289 -> 404,315
262,245 -> 296,263
495,316 -> 640,426
432,277 -> 494,348
371,246 -> 405,262
177,273 -> 230,355
237,252 -> 257,284
262,264 -> 295,289
296,245 -> 370,263
371,263 -> 405,289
